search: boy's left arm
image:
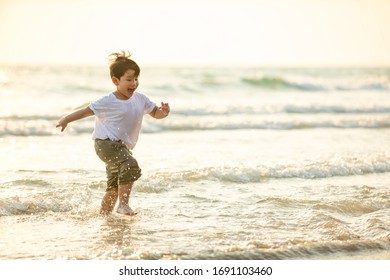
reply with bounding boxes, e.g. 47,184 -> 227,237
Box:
150,102 -> 170,119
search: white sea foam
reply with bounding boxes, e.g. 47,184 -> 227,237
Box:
1,113 -> 389,137
134,153 -> 390,187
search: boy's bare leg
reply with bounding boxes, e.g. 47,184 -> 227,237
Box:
116,182 -> 136,215
100,188 -> 118,215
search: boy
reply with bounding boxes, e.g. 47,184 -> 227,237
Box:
56,51 -> 170,216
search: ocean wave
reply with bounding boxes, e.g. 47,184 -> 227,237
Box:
283,105 -> 390,114
0,115 -> 59,121
137,153 -> 390,187
172,105 -> 390,116
2,115 -> 390,136
2,102 -> 390,123
77,236 -> 390,260
0,186 -> 93,216
241,73 -> 390,92
190,238 -> 390,260
143,116 -> 390,132
0,118 -> 92,136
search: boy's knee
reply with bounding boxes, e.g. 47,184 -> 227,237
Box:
119,158 -> 142,184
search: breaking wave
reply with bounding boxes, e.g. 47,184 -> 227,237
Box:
1,111 -> 390,137
241,73 -> 390,91
138,153 -> 390,187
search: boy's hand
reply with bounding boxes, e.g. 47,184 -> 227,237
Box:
56,117 -> 68,132
161,102 -> 170,116
149,102 -> 170,119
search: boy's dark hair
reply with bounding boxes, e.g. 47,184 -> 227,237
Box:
108,50 -> 140,79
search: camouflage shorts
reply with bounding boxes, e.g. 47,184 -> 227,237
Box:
94,139 -> 142,191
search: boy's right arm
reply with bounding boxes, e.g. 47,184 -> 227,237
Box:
56,106 -> 94,132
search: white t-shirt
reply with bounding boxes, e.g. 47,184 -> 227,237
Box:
89,92 -> 156,150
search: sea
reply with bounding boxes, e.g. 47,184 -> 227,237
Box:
0,65 -> 389,260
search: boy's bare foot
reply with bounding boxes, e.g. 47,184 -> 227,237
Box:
116,205 -> 137,216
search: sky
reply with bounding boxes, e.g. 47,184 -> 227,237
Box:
0,0 -> 390,66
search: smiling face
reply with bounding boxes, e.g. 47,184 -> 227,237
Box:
112,69 -> 139,99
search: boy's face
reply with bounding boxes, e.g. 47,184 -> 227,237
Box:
112,69 -> 139,99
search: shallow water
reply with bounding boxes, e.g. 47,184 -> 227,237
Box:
0,65 -> 389,259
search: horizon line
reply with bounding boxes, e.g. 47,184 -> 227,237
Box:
1,62 -> 390,68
